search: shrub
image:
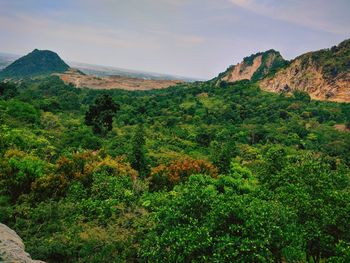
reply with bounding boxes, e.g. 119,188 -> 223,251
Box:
149,158 -> 218,191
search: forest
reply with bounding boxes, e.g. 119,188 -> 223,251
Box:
1,76 -> 350,262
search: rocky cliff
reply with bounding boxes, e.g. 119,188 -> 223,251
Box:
218,50 -> 288,83
0,223 -> 45,263
217,39 -> 350,103
260,39 -> 350,102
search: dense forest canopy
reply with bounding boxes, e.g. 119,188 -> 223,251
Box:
0,76 -> 350,262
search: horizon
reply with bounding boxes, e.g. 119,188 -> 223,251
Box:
0,0 -> 349,79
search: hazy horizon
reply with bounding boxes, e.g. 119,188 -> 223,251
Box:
0,0 -> 349,79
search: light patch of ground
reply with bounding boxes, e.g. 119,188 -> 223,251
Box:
58,69 -> 183,91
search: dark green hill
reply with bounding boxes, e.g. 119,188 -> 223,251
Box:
0,49 -> 69,79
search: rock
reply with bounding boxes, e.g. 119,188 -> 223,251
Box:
0,223 -> 45,263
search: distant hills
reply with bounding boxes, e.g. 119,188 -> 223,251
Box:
217,39 -> 350,102
1,39 -> 349,100
69,61 -> 198,82
0,51 -> 198,82
0,49 -> 69,78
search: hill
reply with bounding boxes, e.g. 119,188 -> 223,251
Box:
0,49 -> 69,79
217,39 -> 350,102
260,39 -> 350,102
216,49 -> 288,83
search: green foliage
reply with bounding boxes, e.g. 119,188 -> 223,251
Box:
293,90 -> 311,103
251,50 -> 289,81
0,82 -> 18,99
0,76 -> 349,262
85,94 -> 120,134
129,124 -> 149,178
140,174 -> 301,262
258,152 -> 350,262
0,150 -> 46,201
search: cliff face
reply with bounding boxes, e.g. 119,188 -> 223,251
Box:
259,39 -> 350,102
0,223 -> 45,263
219,50 -> 288,83
259,56 -> 350,102
218,39 -> 350,103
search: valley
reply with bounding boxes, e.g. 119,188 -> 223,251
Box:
0,17 -> 350,263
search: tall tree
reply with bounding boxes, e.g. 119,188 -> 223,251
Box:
85,94 -> 119,135
130,124 -> 148,177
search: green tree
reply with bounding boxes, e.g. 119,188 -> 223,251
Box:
0,82 -> 18,99
130,124 -> 149,178
293,90 -> 311,103
259,152 -> 350,262
85,94 -> 120,134
140,172 -> 301,262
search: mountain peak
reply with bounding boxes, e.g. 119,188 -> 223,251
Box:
0,49 -> 70,79
218,49 -> 288,83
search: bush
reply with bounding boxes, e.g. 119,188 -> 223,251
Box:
149,158 -> 218,191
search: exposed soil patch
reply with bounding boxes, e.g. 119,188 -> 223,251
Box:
58,69 -> 183,91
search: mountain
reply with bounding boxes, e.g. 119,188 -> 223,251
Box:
217,49 -> 288,83
260,39 -> 350,102
0,52 -> 199,82
0,49 -> 70,79
217,39 -> 350,102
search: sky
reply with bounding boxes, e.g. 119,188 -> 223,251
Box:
0,0 -> 349,79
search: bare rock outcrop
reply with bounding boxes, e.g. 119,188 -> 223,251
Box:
216,39 -> 350,103
0,223 -> 45,263
259,56 -> 350,103
218,50 -> 287,83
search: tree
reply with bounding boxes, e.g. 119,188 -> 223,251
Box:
293,90 -> 311,103
149,158 -> 218,191
140,172 -> 301,262
0,82 -> 18,99
259,152 -> 350,262
85,94 -> 119,135
130,124 -> 149,178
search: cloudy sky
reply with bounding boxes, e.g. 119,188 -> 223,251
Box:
0,0 -> 349,79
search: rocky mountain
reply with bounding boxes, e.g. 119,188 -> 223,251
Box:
260,39 -> 350,102
218,39 -> 350,102
217,49 -> 288,83
0,223 -> 45,262
0,49 -> 69,79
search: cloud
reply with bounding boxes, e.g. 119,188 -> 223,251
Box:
228,0 -> 350,35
